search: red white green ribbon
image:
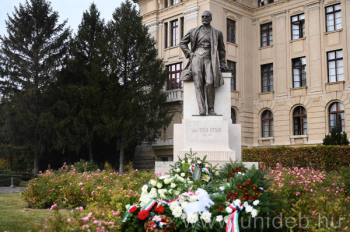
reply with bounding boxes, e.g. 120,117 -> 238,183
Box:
189,163 -> 195,174
122,205 -> 135,223
151,217 -> 169,229
202,167 -> 210,176
226,202 -> 244,232
142,200 -> 157,211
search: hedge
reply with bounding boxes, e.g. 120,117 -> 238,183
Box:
0,175 -> 22,186
242,145 -> 350,171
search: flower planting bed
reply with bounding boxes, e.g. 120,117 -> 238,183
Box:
22,154 -> 350,231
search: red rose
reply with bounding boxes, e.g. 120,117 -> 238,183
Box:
155,205 -> 164,213
238,167 -> 242,171
255,191 -> 260,196
238,184 -> 243,189
252,185 -> 257,190
138,210 -> 149,220
241,195 -> 248,201
230,196 -> 236,201
244,191 -> 249,195
229,172 -> 233,175
129,205 -> 138,213
234,191 -> 239,195
248,195 -> 255,200
227,192 -> 232,197
232,168 -> 235,171
218,206 -> 224,211
235,167 -> 239,171
245,180 -> 252,185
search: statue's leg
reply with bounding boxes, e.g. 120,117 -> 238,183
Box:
204,56 -> 216,115
192,55 -> 206,115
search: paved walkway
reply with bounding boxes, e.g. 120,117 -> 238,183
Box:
0,187 -> 26,194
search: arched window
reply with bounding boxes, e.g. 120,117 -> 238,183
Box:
329,102 -> 345,132
262,110 -> 273,137
231,108 -> 236,124
293,106 -> 307,135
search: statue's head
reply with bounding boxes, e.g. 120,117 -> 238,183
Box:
201,11 -> 212,26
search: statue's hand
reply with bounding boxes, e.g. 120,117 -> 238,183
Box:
220,63 -> 230,72
189,52 -> 196,60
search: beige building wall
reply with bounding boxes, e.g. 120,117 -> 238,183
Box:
134,0 -> 350,163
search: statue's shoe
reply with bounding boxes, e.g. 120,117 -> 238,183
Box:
208,111 -> 217,115
199,110 -> 206,116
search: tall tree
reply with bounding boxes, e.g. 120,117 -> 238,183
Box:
105,0 -> 173,173
54,3 -> 107,161
0,0 -> 70,175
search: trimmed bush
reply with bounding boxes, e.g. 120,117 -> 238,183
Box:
242,146 -> 350,171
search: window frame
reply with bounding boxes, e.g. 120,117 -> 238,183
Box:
227,19 -> 236,44
261,63 -> 273,93
164,22 -> 168,48
167,63 -> 183,90
171,0 -> 178,5
327,49 -> 343,83
292,57 -> 306,88
227,60 -> 236,91
262,110 -> 274,137
170,20 -> 179,47
260,23 -> 273,47
291,14 -> 305,40
326,4 -> 341,32
164,0 -> 168,8
293,106 -> 307,135
231,108 -> 236,124
329,102 -> 345,132
180,17 -> 184,39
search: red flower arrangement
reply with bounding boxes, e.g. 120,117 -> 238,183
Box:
227,192 -> 232,197
129,206 -> 138,213
248,195 -> 255,200
218,206 -> 224,211
243,186 -> 248,190
245,180 -> 252,185
138,210 -> 149,220
252,185 -> 257,190
234,191 -> 239,195
238,184 -> 243,189
244,191 -> 249,195
241,195 -> 248,201
255,191 -> 260,196
154,205 -> 164,213
230,196 -> 236,201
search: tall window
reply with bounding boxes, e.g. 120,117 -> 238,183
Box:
261,23 -> 273,47
291,14 -> 305,40
261,63 -> 273,92
328,50 -> 343,83
292,57 -> 306,88
164,23 -> 168,48
180,17 -> 184,39
262,110 -> 273,137
168,63 -> 182,90
164,0 -> 168,8
171,0 -> 178,5
293,106 -> 307,135
329,102 -> 345,132
231,109 -> 236,124
259,0 -> 274,7
227,19 -> 236,43
171,20 -> 178,46
326,4 -> 341,32
227,61 -> 236,90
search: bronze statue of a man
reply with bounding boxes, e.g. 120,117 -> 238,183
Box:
179,11 -> 227,116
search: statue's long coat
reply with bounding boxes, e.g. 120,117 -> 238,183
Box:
179,25 -> 226,88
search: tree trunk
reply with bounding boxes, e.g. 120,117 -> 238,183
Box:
119,137 -> 125,174
89,143 -> 93,162
34,149 -> 39,175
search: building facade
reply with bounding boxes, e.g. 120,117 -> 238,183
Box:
133,0 -> 350,169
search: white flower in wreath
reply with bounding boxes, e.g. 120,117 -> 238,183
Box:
159,175 -> 170,180
234,199 -> 241,206
171,183 -> 176,188
251,209 -> 258,218
172,206 -> 182,218
197,160 -> 202,164
149,179 -> 157,186
163,179 -> 170,184
205,164 -> 209,168
188,159 -> 192,163
181,213 -> 187,220
225,201 -> 231,206
226,207 -> 233,214
125,204 -> 130,210
245,205 -> 253,213
201,212 -> 211,223
176,168 -> 181,173
237,172 -> 242,175
182,160 -> 185,164
224,215 -> 229,222
174,190 -> 180,195
141,185 -> 148,192
156,183 -> 163,189
168,189 -> 173,194
170,202 -> 179,211
253,200 -> 260,206
187,213 -> 199,224
181,202 -> 188,209
243,201 -> 249,208
181,173 -> 185,177
189,196 -> 198,202
219,186 -> 225,191
216,215 -> 223,222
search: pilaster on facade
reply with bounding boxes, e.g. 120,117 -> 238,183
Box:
182,5 -> 200,22
145,19 -> 163,34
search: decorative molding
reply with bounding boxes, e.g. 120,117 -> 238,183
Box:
145,19 -> 163,34
291,10 -> 304,16
304,1 -> 321,12
260,19 -> 272,24
276,92 -> 288,98
183,5 -> 200,22
252,18 -> 259,26
227,15 -> 237,21
236,13 -> 243,19
325,0 -> 341,6
272,10 -> 286,21
310,86 -> 322,93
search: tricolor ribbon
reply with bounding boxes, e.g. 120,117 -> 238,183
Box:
189,163 -> 195,174
121,205 -> 135,223
142,200 -> 158,211
202,167 -> 210,176
151,216 -> 169,229
226,202 -> 244,232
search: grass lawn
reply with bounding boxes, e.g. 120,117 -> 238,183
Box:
0,193 -> 68,232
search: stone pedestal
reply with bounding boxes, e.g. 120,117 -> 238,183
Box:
174,72 -> 241,162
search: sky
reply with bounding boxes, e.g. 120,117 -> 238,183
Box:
0,0 -> 128,37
